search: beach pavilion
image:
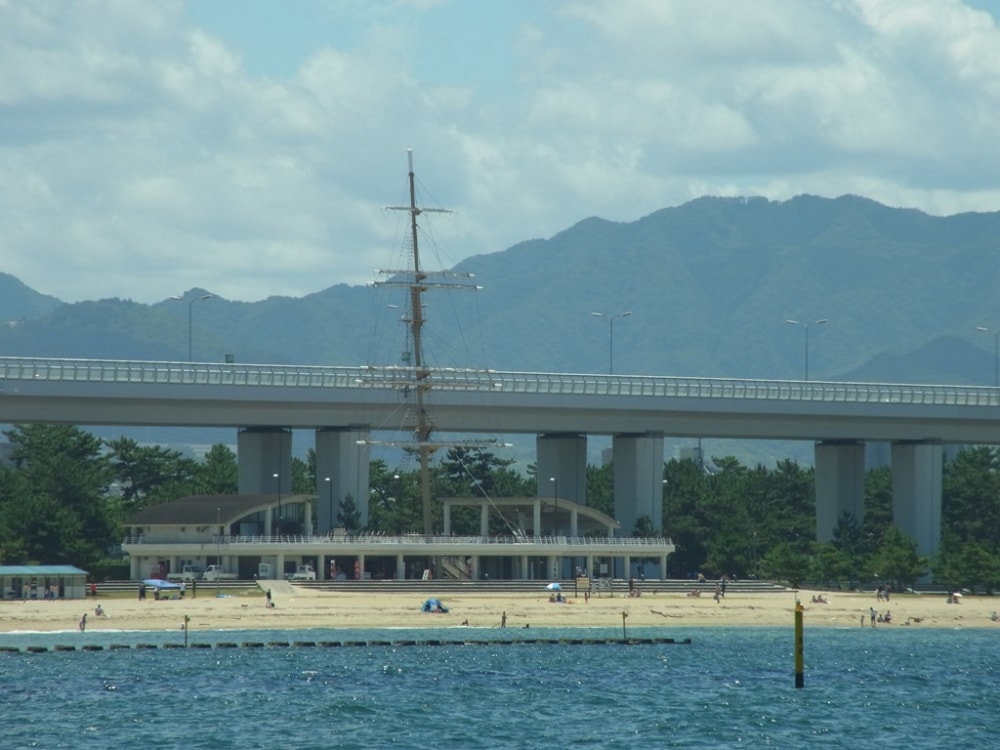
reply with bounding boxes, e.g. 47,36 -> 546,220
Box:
121,493 -> 675,582
0,565 -> 90,600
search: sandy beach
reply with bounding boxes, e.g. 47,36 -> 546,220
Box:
2,584 -> 998,634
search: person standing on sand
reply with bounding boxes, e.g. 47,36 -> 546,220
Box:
870,607 -> 877,627
501,611 -> 507,628
265,589 -> 272,608
79,613 -> 87,632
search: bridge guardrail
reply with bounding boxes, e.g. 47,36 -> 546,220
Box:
2,356 -> 998,407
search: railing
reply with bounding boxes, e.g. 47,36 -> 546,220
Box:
122,534 -> 675,547
4,356 -> 999,407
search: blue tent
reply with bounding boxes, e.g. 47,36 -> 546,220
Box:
143,578 -> 180,590
421,598 -> 448,613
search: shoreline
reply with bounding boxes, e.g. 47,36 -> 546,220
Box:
2,587 -> 998,634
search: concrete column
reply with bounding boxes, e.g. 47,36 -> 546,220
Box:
317,553 -> 326,580
612,433 -> 664,536
395,554 -> 405,580
442,500 -> 452,535
891,441 -> 943,557
276,552 -> 286,578
480,504 -> 489,536
533,500 -> 541,536
537,433 -> 588,533
470,556 -> 480,581
570,508 -> 579,537
304,499 -> 313,537
315,426 -> 371,531
237,427 -> 292,494
815,441 -> 865,542
520,555 -> 529,580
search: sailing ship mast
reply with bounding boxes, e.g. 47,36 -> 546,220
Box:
377,149 -> 479,535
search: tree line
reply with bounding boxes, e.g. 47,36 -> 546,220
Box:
1,425 -> 998,591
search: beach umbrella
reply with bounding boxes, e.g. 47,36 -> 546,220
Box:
545,582 -> 561,591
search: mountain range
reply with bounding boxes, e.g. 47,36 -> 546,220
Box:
4,194 -> 999,385
3,194 -> 999,466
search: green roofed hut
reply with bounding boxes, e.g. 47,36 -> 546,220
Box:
0,565 -> 90,600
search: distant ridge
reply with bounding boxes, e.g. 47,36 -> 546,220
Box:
1,195 -> 999,389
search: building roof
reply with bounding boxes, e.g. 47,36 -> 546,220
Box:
0,565 -> 88,576
127,494 -> 316,526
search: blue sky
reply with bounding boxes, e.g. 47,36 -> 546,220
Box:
3,0 -> 1000,303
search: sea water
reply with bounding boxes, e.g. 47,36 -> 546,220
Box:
1,626 -> 996,749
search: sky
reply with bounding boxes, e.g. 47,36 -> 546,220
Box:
3,0 -> 1000,304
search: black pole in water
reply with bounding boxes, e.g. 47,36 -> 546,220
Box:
183,615 -> 190,648
794,602 -> 804,688
621,611 -> 628,642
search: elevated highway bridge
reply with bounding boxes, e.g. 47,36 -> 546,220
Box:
3,356 -> 997,564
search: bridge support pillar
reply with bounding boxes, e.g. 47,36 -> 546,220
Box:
537,433 -> 587,534
315,426 -> 371,531
891,441 -> 943,557
612,432 -> 664,537
237,427 -> 292,494
238,428 -> 292,535
815,441 -> 865,541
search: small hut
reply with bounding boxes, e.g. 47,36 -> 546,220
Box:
0,565 -> 90,600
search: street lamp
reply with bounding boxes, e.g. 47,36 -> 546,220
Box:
324,476 -> 334,533
215,506 -> 222,597
273,472 -> 281,537
785,318 -> 828,381
975,326 -> 999,387
169,293 -> 212,361
591,311 -> 632,374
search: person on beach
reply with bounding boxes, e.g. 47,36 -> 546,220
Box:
78,613 -> 87,632
265,589 -> 273,608
870,607 -> 877,627
501,611 -> 507,628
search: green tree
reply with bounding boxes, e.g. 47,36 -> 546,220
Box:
759,540 -> 811,587
107,436 -> 200,511
196,444 -> 239,495
1,424 -> 118,567
809,541 -> 854,587
870,526 -> 926,591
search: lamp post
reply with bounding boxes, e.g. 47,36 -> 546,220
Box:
785,318 -> 827,381
169,293 -> 212,361
273,472 -> 281,538
324,476 -> 334,533
215,506 -> 222,597
975,326 -> 999,387
591,311 -> 632,374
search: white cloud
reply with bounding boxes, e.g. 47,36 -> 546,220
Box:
1,0 -> 998,303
